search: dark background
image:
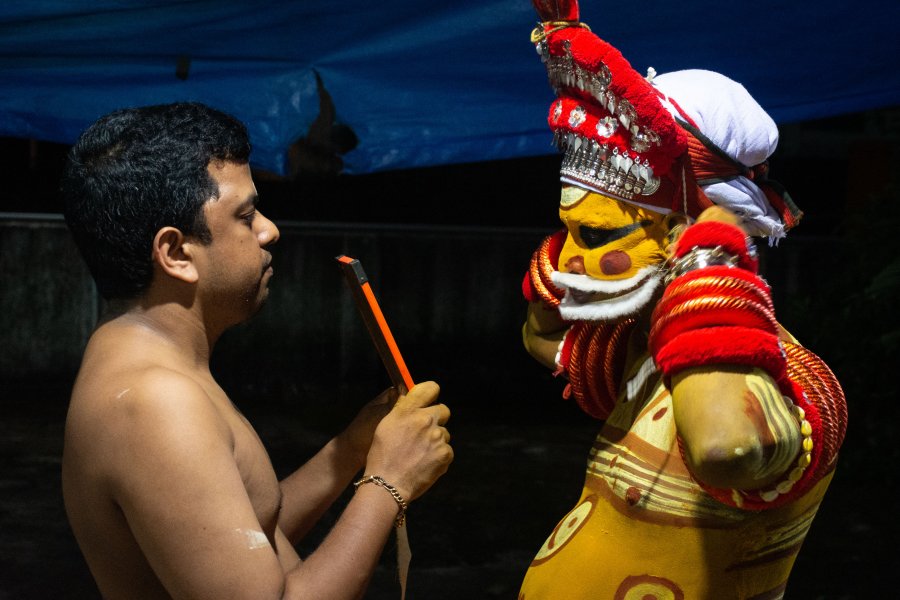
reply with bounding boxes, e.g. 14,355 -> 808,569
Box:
1,106 -> 898,598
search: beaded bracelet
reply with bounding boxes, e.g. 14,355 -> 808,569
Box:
756,402 -> 814,503
353,475 -> 409,528
699,387 -> 819,511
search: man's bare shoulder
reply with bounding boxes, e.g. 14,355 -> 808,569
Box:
70,364 -> 229,441
71,316 -> 225,424
65,342 -> 235,489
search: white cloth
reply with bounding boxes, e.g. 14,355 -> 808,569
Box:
703,178 -> 785,240
653,69 -> 786,241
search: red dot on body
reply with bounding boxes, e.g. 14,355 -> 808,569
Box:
625,486 -> 642,506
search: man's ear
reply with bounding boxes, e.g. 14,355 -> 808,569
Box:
152,227 -> 199,284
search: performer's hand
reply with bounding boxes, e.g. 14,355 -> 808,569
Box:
694,205 -> 746,230
364,381 -> 453,501
665,205 -> 748,262
339,387 -> 398,467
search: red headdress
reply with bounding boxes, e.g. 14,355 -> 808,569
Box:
531,0 -> 802,238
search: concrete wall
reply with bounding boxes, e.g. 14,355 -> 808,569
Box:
0,215 -> 550,407
0,214 -> 97,380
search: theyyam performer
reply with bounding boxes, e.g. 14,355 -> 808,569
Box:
518,0 -> 847,598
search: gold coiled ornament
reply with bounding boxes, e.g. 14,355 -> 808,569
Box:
565,319 -> 636,420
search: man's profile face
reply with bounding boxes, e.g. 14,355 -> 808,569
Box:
194,160 -> 279,324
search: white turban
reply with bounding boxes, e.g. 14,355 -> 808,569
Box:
653,69 -> 787,241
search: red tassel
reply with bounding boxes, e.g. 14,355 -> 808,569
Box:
532,0 -> 579,22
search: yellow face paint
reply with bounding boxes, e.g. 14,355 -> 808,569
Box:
557,185 -> 669,281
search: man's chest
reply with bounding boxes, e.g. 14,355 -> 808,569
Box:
224,409 -> 283,541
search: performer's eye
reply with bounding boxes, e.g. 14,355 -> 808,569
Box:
560,186 -> 589,208
579,221 -> 652,249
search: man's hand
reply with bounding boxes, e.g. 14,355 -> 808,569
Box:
338,387 -> 398,467
363,381 -> 453,501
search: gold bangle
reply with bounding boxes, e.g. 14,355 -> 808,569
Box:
664,275 -> 774,312
648,294 -> 778,344
353,475 -> 408,528
530,21 -> 590,44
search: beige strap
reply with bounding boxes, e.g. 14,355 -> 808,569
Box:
396,523 -> 411,600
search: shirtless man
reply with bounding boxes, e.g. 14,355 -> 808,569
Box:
60,102 -> 453,599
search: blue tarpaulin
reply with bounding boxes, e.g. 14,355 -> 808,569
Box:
2,1 -> 898,176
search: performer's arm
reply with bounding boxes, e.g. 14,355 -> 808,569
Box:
523,301 -> 567,370
671,364 -> 801,490
651,210 -> 845,509
521,229 -> 569,370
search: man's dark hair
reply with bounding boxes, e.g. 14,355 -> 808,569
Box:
61,102 -> 251,300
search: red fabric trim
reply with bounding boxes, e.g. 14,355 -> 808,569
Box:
650,301 -> 779,356
522,271 -> 539,303
546,227 -> 567,259
675,154 -> 716,217
686,132 -> 743,181
652,326 -> 786,382
760,183 -> 801,231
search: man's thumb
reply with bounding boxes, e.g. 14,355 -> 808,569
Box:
394,381 -> 440,410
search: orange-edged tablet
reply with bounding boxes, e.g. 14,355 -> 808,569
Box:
336,255 -> 414,393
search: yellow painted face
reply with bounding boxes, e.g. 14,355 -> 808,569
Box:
558,185 -> 669,280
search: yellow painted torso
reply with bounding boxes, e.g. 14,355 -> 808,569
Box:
519,363 -> 832,600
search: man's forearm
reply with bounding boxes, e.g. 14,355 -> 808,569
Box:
282,482 -> 399,600
278,434 -> 364,544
